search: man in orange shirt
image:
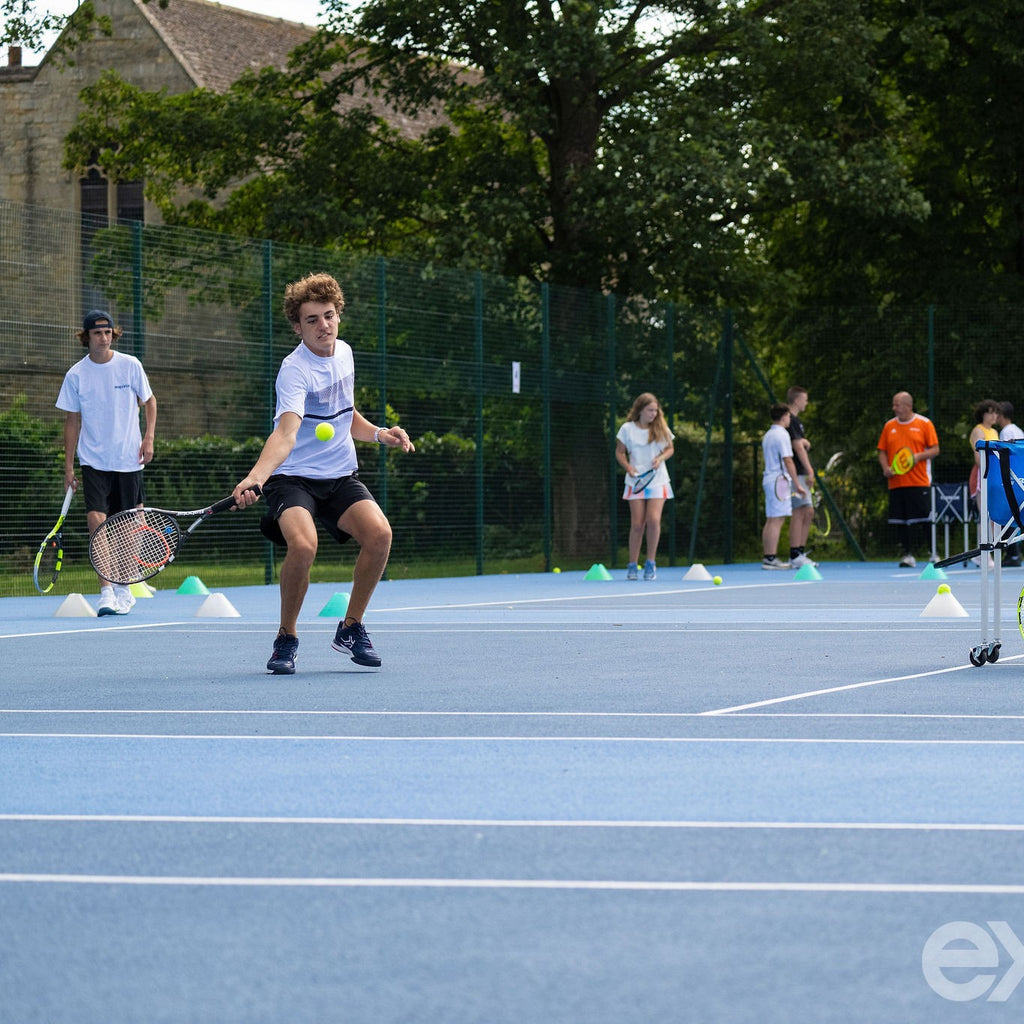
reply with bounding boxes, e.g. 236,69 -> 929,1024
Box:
877,391 -> 940,567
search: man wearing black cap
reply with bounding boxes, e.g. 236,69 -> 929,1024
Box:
56,310 -> 157,615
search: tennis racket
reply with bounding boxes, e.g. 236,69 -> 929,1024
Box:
811,488 -> 832,538
88,486 -> 261,585
33,485 -> 74,593
891,446 -> 915,475
969,464 -> 980,498
773,474 -> 791,500
630,466 -> 657,495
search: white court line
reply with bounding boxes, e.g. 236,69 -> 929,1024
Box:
370,581 -> 808,613
5,733 -> 1024,744
4,709 -> 1024,718
702,655 -> 1024,715
3,813 -> 1024,831
1,621 -> 194,640
3,872 -> 1024,894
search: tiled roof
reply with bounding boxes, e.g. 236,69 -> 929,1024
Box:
138,0 -> 316,92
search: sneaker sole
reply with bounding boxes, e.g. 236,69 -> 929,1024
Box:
266,663 -> 296,675
331,640 -> 381,667
97,607 -> 119,616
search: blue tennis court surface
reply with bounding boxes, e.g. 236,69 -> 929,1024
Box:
4,562 -> 1024,1022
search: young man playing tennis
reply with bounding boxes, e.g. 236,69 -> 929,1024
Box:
56,310 -> 157,615
876,390 -> 939,567
232,272 -> 415,674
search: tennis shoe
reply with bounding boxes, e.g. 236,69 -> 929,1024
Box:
267,631 -> 299,674
97,587 -> 118,616
761,557 -> 791,570
332,620 -> 381,667
643,560 -> 657,581
898,553 -> 917,568
790,553 -> 818,569
114,585 -> 135,615
626,562 -> 638,580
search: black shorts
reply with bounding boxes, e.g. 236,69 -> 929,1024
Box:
887,485 -> 931,525
259,474 -> 377,546
81,466 -> 145,516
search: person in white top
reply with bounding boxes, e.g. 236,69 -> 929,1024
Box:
55,310 -> 157,615
232,273 -> 415,674
761,404 -> 806,569
615,392 -> 675,580
997,401 -> 1024,566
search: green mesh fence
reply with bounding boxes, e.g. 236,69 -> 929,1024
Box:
1,197 -> 1019,598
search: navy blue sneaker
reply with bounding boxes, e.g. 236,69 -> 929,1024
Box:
267,632 -> 298,674
332,620 -> 381,667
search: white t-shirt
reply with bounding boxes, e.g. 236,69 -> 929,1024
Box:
1000,424 -> 1024,441
55,350 -> 153,473
762,423 -> 794,480
616,420 -> 673,489
272,340 -> 358,480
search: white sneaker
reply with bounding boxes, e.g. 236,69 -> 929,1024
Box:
97,587 -> 118,616
898,553 -> 917,568
791,553 -> 819,568
114,585 -> 135,615
762,557 -> 791,570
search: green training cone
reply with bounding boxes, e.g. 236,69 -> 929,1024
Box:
584,563 -> 613,581
793,563 -> 823,581
918,562 -> 948,580
177,575 -> 210,595
319,591 -> 351,617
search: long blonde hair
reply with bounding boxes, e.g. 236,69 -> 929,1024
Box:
627,392 -> 672,445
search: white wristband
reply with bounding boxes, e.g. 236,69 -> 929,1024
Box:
373,427 -> 384,444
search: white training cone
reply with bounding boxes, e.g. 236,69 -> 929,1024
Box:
54,593 -> 98,617
195,593 -> 241,618
920,590 -> 969,618
683,563 -> 714,581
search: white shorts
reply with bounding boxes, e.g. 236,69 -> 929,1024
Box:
763,477 -> 792,519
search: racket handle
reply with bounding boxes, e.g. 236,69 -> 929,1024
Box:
210,484 -> 262,515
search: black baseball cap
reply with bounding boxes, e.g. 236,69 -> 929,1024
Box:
83,310 -> 113,331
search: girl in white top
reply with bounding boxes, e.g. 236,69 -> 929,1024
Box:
615,392 -> 675,580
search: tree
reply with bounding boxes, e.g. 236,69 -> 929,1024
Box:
62,0 -> 923,306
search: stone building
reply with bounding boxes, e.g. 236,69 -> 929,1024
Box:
1,0 -> 317,220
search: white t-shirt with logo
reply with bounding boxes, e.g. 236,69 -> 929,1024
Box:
272,340 -> 358,480
56,350 -> 153,472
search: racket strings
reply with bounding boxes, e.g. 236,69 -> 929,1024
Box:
90,510 -> 180,584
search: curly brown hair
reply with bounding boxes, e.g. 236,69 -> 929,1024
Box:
283,272 -> 346,324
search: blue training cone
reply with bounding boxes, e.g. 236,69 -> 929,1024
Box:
919,562 -> 948,580
319,591 -> 350,617
793,563 -> 823,581
177,575 -> 210,595
584,563 -> 613,581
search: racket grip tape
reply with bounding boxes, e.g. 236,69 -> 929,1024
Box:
210,484 -> 262,515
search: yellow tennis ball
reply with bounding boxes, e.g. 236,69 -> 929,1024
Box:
552,567 -> 561,573
315,422 -> 334,442
937,583 -> 951,594
713,575 -> 722,585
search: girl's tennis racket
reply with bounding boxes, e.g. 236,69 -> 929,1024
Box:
88,487 -> 260,585
33,485 -> 74,594
630,466 -> 657,495
891,446 -> 915,475
774,474 -> 791,500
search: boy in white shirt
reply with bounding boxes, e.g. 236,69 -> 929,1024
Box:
56,310 -> 157,614
761,404 -> 806,569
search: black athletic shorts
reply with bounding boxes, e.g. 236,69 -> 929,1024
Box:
259,474 -> 377,546
887,485 -> 931,525
81,466 -> 145,516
